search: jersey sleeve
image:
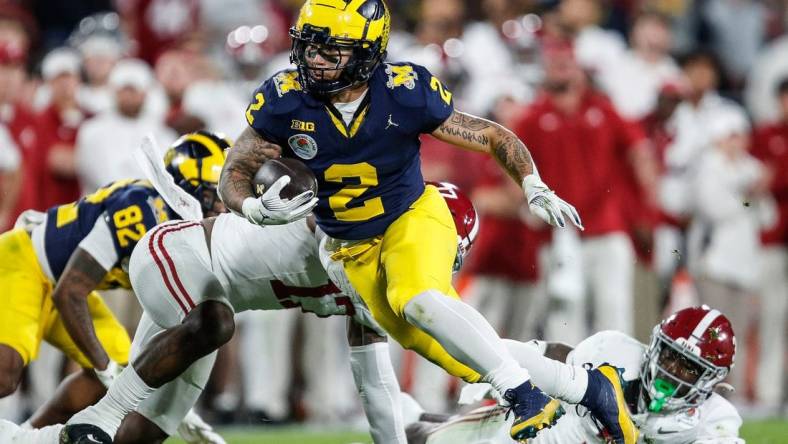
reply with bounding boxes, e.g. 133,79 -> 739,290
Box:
244,71 -> 299,145
105,190 -> 166,260
411,64 -> 455,133
77,214 -> 121,270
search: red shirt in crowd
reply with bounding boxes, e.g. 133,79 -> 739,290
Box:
513,90 -> 647,237
35,104 -> 87,209
752,122 -> 788,245
117,0 -> 201,64
462,157 -> 549,283
3,102 -> 40,228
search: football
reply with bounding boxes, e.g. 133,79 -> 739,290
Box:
252,157 -> 318,200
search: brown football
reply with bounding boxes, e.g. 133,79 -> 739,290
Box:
252,158 -> 318,200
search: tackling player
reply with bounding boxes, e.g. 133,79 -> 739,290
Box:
407,306 -> 743,444
0,131 -> 226,432
51,182 -> 470,444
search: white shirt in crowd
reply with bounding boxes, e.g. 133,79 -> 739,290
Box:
75,110 -> 175,194
687,148 -> 766,290
595,50 -> 680,120
659,93 -> 742,217
745,35 -> 788,124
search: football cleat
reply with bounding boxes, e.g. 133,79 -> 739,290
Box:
59,424 -> 112,444
581,364 -> 639,444
504,380 -> 565,441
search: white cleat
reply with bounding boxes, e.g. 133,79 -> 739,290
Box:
177,409 -> 226,444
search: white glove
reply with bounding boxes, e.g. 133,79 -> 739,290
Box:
178,409 -> 227,444
523,174 -> 583,230
94,360 -> 123,388
241,175 -> 318,225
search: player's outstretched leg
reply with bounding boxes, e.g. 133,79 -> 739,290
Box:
402,291 -> 564,440
502,339 -> 638,444
61,300 -> 235,443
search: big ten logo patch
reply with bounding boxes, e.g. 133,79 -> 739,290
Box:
291,119 -> 315,132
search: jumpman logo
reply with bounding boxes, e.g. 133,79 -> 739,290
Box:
386,114 -> 399,129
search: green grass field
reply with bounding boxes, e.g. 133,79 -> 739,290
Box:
167,419 -> 787,443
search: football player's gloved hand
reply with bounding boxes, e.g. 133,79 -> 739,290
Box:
178,409 -> 227,444
523,174 -> 583,230
95,360 -> 123,388
241,175 -> 318,225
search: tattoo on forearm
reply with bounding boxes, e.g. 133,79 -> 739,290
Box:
492,126 -> 534,182
53,249 -> 110,368
435,111 -> 493,148
219,127 -> 282,211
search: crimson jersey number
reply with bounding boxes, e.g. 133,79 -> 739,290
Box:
270,280 -> 356,317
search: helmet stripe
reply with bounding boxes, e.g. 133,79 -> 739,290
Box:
688,309 -> 721,346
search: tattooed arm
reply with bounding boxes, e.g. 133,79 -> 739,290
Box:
51,248 -> 111,370
432,110 -> 583,229
431,110 -> 535,183
218,126 -> 283,214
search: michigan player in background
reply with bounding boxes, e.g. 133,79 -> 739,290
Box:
215,1 -> 635,442
407,306 -> 743,444
0,131 -> 226,434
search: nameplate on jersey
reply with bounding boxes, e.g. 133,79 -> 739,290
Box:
274,71 -> 302,97
288,133 -> 318,160
385,64 -> 417,90
291,119 -> 315,132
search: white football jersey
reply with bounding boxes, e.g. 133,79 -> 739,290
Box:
429,331 -> 743,444
209,214 -> 355,316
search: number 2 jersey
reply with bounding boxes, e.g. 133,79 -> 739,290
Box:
31,179 -> 175,289
245,62 -> 454,240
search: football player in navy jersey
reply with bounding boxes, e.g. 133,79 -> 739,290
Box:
0,131 -> 227,435
63,1 -> 634,444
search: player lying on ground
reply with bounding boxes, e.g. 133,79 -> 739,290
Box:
405,306 -> 743,444
0,131 -> 227,441
213,0 -> 635,442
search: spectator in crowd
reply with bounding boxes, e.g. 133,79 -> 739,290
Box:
660,50 -> 740,220
155,49 -> 214,134
35,48 -> 86,209
687,106 -> 771,398
0,41 -> 38,229
76,33 -> 124,114
513,43 -> 657,338
701,0 -> 766,89
751,78 -> 788,411
595,11 -> 681,120
745,32 -> 788,124
75,58 -> 175,194
556,0 -> 627,76
115,0 -> 201,64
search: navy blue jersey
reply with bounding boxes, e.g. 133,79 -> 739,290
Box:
245,62 -> 454,240
44,179 -> 175,289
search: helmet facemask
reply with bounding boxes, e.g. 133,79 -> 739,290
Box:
639,327 -> 729,414
289,24 -> 385,96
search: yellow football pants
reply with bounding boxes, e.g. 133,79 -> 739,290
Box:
333,185 -> 482,383
0,228 -> 130,368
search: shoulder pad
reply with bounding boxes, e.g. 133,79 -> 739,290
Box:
377,62 -> 432,108
250,70 -> 307,118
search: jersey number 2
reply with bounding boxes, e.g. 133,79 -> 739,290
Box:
325,163 -> 385,222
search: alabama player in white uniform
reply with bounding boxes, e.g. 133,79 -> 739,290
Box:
27,182 -> 476,444
407,306 -> 743,444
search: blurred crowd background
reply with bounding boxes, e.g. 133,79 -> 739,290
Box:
0,0 -> 786,430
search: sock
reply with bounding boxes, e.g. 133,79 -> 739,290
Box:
403,290 -> 530,393
350,342 -> 406,444
19,420 -> 32,430
503,339 -> 588,403
68,365 -> 155,437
